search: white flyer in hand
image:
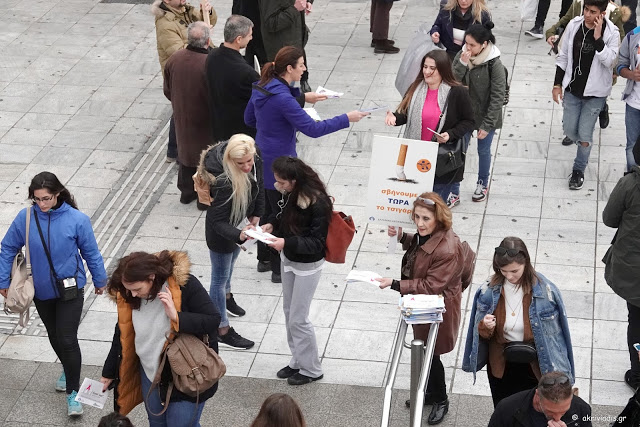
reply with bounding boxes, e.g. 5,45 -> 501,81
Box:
304,107 -> 322,121
244,228 -> 278,244
346,270 -> 383,286
75,378 -> 108,409
359,105 -> 389,114
316,85 -> 344,98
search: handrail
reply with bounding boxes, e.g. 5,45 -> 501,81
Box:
380,316 -> 408,427
409,339 -> 424,426
411,323 -> 440,427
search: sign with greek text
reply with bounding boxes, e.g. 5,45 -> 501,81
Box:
366,135 -> 439,226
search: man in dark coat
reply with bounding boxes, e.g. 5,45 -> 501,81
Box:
206,15 -> 260,142
164,21 -> 212,209
232,0 -> 267,66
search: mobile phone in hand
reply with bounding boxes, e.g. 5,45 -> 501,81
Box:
633,343 -> 640,352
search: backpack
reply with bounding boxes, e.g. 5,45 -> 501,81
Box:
3,207 -> 34,328
488,58 -> 510,106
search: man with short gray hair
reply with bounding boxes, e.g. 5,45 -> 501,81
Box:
205,15 -> 261,142
489,372 -> 592,427
164,21 -> 213,209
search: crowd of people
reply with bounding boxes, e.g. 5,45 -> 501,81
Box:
0,0 -> 639,425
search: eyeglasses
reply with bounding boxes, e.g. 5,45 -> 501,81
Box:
541,374 -> 570,387
494,246 -> 522,257
416,197 -> 435,206
32,195 -> 55,203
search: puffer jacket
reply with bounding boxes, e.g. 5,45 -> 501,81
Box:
101,251 -> 221,415
200,141 -> 265,253
151,0 -> 217,72
602,165 -> 640,307
0,202 -> 107,300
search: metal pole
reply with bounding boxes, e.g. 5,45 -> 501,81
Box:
409,339 -> 424,426
411,323 -> 440,427
380,316 -> 408,427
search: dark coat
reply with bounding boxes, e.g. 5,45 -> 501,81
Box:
164,45 -> 213,167
258,0 -> 311,61
102,252 -> 220,415
232,0 -> 268,64
399,228 -> 474,355
205,45 -> 260,142
202,142 -> 265,253
488,389 -> 592,427
602,166 -> 640,307
430,8 -> 491,56
394,85 -> 475,184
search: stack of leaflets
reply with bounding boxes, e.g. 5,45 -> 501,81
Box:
399,294 -> 445,324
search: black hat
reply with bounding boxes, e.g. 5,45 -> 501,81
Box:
634,135 -> 640,166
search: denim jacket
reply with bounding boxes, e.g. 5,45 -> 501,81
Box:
461,273 -> 575,384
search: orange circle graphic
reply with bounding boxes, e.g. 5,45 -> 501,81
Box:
416,159 -> 431,173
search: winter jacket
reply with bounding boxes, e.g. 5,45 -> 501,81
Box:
617,27 -> 640,101
0,202 -> 107,300
244,77 -> 349,189
397,228 -> 475,355
205,44 -> 260,142
602,165 -> 640,307
164,45 -> 213,167
151,0 -> 217,72
462,273 -> 575,383
101,251 -> 220,415
431,8 -> 491,56
393,84 -> 475,184
201,142 -> 265,253
488,389 -> 592,427
545,0 -> 630,41
452,44 -> 506,132
258,0 -> 312,61
556,16 -> 620,98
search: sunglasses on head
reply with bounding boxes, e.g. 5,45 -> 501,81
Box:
494,246 -> 522,257
416,197 -> 435,206
541,374 -> 570,387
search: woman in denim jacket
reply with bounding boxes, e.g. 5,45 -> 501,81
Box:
461,236 -> 574,407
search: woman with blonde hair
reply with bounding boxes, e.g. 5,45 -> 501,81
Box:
377,192 -> 475,425
199,133 -> 264,349
431,0 -> 491,59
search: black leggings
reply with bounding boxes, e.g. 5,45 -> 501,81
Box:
628,302 -> 640,374
426,355 -> 447,401
257,189 -> 282,274
34,288 -> 84,393
487,361 -> 538,408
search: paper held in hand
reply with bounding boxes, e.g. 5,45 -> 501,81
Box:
346,270 -> 382,286
244,228 -> 278,245
304,108 -> 322,121
75,378 -> 108,409
399,294 -> 446,324
316,86 -> 344,98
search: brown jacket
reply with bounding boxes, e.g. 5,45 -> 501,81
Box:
399,228 -> 474,355
164,46 -> 213,167
477,289 -> 542,380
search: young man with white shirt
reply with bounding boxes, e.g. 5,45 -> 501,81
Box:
617,25 -> 640,172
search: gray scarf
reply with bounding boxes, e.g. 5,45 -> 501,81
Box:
403,82 -> 452,140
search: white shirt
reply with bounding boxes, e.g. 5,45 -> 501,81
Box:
502,281 -> 525,342
626,52 -> 640,110
133,295 -> 171,380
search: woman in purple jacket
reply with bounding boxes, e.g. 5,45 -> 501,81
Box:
244,45 -> 367,283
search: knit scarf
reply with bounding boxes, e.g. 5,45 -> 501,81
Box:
467,42 -> 493,70
403,81 -> 451,140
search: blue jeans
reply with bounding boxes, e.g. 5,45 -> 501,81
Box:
140,368 -> 206,427
562,92 -> 606,172
433,183 -> 455,201
625,103 -> 640,171
209,248 -> 240,328
451,130 -> 495,195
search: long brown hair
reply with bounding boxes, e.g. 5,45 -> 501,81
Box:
257,46 -> 304,87
489,236 -> 537,293
29,171 -> 78,210
250,393 -> 306,427
411,192 -> 452,231
107,251 -> 175,309
397,50 -> 460,115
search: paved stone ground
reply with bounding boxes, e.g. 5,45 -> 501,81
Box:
0,0 -> 635,424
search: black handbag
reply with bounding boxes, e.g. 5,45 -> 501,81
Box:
433,94 -> 464,177
503,341 -> 537,364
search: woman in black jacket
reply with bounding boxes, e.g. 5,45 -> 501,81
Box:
431,0 -> 491,59
386,49 -> 475,208
100,250 -> 220,426
262,157 -> 332,386
200,134 -> 264,350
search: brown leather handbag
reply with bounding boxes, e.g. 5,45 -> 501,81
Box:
325,211 -> 356,264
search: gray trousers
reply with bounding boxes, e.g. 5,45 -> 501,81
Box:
281,267 -> 323,378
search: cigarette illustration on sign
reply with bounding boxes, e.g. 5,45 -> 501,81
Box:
390,144 -> 419,183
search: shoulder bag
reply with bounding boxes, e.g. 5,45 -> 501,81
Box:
325,197 -> 356,264
503,341 -> 537,363
434,94 -> 464,177
4,208 -> 35,327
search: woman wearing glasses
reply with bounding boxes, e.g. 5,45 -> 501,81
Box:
260,157 -> 333,386
377,192 -> 475,425
0,171 -> 107,417
462,236 -> 575,407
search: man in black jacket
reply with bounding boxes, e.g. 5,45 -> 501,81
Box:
206,15 -> 260,142
232,0 -> 267,66
489,372 -> 592,427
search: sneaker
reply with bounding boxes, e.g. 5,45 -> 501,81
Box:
562,136 -> 574,146
257,260 -> 271,273
277,366 -> 300,379
374,40 -> 400,54
625,369 -> 640,391
445,193 -> 460,208
472,182 -> 488,202
568,170 -> 584,190
226,293 -> 246,317
218,327 -> 254,349
371,38 -> 395,47
67,391 -> 83,416
55,371 -> 66,392
287,372 -> 323,385
271,272 -> 282,284
525,26 -> 544,39
166,156 -> 177,163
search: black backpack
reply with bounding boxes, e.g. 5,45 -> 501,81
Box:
488,58 -> 510,106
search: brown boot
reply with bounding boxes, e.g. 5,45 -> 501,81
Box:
371,38 -> 395,47
374,39 -> 400,54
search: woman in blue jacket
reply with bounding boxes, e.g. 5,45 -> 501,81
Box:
244,45 -> 367,283
431,0 -> 491,59
0,171 -> 107,417
461,236 -> 574,407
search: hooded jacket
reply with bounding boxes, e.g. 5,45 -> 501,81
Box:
200,141 -> 265,253
101,251 -> 220,415
602,165 -> 640,307
617,26 -> 640,102
258,0 -> 311,61
151,0 -> 217,72
0,202 -> 107,300
452,43 -> 506,132
244,77 -> 349,189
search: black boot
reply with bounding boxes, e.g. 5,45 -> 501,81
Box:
405,392 -> 437,408
427,399 -> 449,425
